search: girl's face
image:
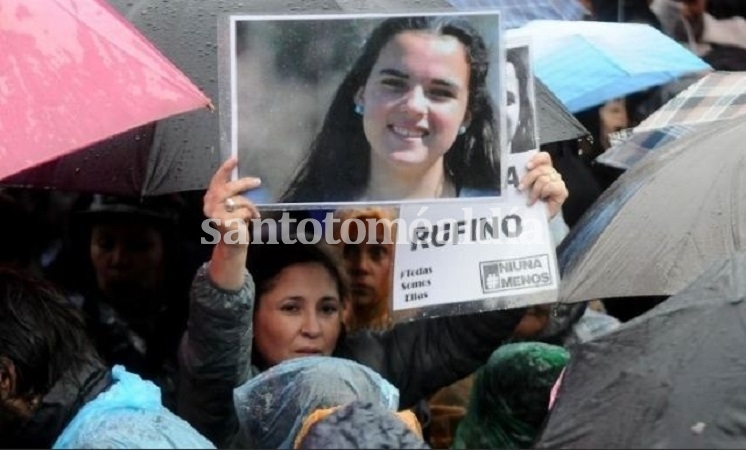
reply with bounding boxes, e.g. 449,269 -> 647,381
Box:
357,31 -> 471,170
253,262 -> 342,367
505,62 -> 520,145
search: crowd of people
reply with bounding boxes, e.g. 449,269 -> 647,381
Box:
2,0 -> 744,448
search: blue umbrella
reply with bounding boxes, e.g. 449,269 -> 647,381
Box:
507,20 -> 711,113
446,0 -> 588,29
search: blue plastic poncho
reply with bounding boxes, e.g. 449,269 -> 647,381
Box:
53,365 -> 215,449
233,356 -> 400,449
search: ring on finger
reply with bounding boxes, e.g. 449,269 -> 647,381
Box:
225,197 -> 237,213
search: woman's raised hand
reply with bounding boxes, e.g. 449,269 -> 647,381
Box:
518,151 -> 569,219
204,157 -> 261,290
204,157 -> 262,246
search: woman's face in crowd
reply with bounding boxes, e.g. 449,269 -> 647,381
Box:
0,359 -> 40,439
254,262 -> 342,367
599,98 -> 628,149
357,31 -> 471,171
90,222 -> 165,297
505,61 -> 520,145
341,220 -> 394,308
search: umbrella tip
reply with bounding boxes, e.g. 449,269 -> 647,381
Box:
206,101 -> 216,112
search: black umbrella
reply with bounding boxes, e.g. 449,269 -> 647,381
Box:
536,251 -> 746,449
536,77 -> 589,145
557,117 -> 746,303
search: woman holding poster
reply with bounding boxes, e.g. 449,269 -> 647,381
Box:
177,151 -> 569,446
279,15 -> 561,204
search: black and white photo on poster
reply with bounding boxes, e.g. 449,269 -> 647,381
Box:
505,42 -> 539,154
501,38 -> 540,195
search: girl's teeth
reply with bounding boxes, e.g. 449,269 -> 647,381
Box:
393,126 -> 425,138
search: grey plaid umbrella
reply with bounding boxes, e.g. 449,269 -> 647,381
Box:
598,71 -> 746,170
447,0 -> 588,29
636,71 -> 746,131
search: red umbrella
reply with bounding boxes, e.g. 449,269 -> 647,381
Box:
0,0 -> 211,181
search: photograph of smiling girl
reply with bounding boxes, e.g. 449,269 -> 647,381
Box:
505,44 -> 539,154
230,12 -> 503,206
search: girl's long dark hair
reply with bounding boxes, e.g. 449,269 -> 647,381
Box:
281,16 -> 500,203
506,47 -> 537,153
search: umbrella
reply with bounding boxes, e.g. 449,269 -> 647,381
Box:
596,124 -> 699,170
446,0 -> 588,29
0,0 -> 210,184
598,71 -> 746,170
557,116 -> 746,303
636,71 -> 746,131
507,20 -> 711,113
535,77 -> 590,145
536,251 -> 746,449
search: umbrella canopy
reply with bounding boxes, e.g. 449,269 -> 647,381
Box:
557,116 -> 746,303
636,71 -> 746,131
507,20 -> 711,113
596,123 -> 699,170
446,0 -> 587,29
0,0 -> 210,183
536,251 -> 746,449
598,71 -> 746,170
536,77 -> 590,145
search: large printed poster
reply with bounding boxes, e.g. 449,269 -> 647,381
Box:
225,11 -> 504,207
219,10 -> 559,320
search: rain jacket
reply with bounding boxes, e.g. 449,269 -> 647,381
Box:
177,264 -> 526,447
232,356 -> 400,448
53,365 -> 214,449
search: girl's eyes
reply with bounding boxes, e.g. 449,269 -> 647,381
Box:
380,77 -> 407,90
430,88 -> 457,100
507,91 -> 516,106
379,78 -> 457,100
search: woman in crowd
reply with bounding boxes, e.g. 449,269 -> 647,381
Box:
178,142 -> 568,447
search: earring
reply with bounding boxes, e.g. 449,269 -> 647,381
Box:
354,103 -> 364,116
458,125 -> 467,135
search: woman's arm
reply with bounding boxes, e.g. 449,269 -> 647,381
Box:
177,158 -> 261,446
177,264 -> 255,447
339,308 -> 526,408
